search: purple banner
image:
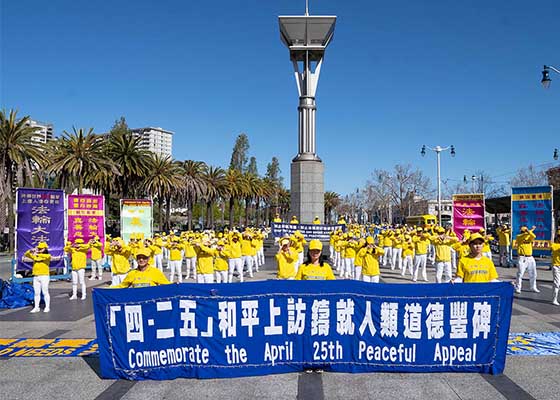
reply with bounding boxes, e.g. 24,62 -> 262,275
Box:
452,194 -> 485,240
68,194 -> 105,257
16,188 -> 65,271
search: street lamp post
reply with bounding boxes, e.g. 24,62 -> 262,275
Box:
541,65 -> 560,88
421,144 -> 455,226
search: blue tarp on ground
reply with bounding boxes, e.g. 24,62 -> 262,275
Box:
0,279 -> 34,309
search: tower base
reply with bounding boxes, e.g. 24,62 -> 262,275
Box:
290,159 -> 324,224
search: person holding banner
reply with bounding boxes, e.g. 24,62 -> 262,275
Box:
24,242 -> 52,313
276,237 -> 298,279
88,235 -> 104,280
313,216 -> 321,225
551,235 -> 560,305
111,248 -> 170,288
514,226 -> 539,293
105,238 -> 132,286
64,238 -> 90,300
453,233 -> 499,283
290,215 -> 299,224
295,240 -> 335,280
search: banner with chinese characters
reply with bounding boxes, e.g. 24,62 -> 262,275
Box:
271,223 -> 346,240
16,188 -> 65,271
511,186 -> 553,256
120,199 -> 152,243
452,194 -> 485,240
93,281 -> 513,380
68,195 -> 105,254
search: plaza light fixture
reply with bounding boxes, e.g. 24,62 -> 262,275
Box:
541,65 -> 560,88
554,148 -> 558,160
421,145 -> 455,226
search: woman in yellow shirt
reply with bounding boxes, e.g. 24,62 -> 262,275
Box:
295,240 -> 335,281
454,233 -> 499,283
112,248 -> 170,288
276,237 -> 298,279
64,238 -> 90,300
24,242 -> 52,313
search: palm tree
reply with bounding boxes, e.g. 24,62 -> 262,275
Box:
255,177 -> 274,227
278,188 -> 290,221
141,155 -> 183,231
324,191 -> 341,224
180,160 -> 206,230
202,165 -> 226,229
241,172 -> 260,226
46,127 -> 118,194
0,110 -> 47,251
107,131 -> 151,198
224,168 -> 248,229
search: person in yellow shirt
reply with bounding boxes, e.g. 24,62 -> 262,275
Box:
550,235 -> 560,305
241,231 -> 255,278
88,235 -> 104,281
337,216 -> 347,225
381,230 -> 393,268
478,228 -> 494,259
290,215 -> 299,224
276,237 -> 298,279
105,238 -> 132,286
65,238 -> 90,300
496,224 -> 512,267
412,229 -> 430,282
401,235 -> 415,277
295,240 -> 335,280
227,232 -> 244,283
24,242 -> 52,313
454,233 -> 499,283
166,238 -> 184,283
312,216 -> 321,225
183,235 -> 198,280
214,240 -> 230,283
196,238 -> 217,283
273,214 -> 282,223
430,227 -> 459,283
357,237 -> 384,283
111,248 -> 170,288
514,225 -> 539,293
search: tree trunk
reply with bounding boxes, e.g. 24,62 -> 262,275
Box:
229,197 -> 235,228
206,201 -> 212,229
187,198 -> 193,231
255,198 -> 260,227
165,194 -> 171,231
244,197 -> 250,227
158,196 -> 163,232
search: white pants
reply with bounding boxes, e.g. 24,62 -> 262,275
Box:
169,260 -> 183,283
71,269 -> 86,299
342,258 -> 354,278
413,254 -> 428,282
242,255 -> 254,277
184,257 -> 197,279
252,255 -> 259,272
499,245 -> 511,266
363,275 -> 380,283
197,274 -> 214,283
90,259 -> 103,279
32,275 -> 50,310
258,248 -> 265,266
111,273 -> 127,286
450,248 -> 457,272
329,245 -> 334,260
334,251 -> 341,269
435,261 -> 452,283
382,247 -> 392,266
154,254 -> 163,271
402,255 -> 413,276
297,252 -> 304,273
392,248 -> 402,271
214,270 -> 228,283
228,258 -> 244,283
516,256 -> 537,291
354,266 -> 362,280
553,266 -> 560,289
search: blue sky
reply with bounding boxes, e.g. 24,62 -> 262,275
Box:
2,0 -> 560,197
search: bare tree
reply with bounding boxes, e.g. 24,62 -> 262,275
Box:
509,164 -> 548,188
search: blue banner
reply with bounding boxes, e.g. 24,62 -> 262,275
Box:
511,186 -> 553,256
16,188 -> 65,271
93,281 -> 513,379
271,223 -> 345,240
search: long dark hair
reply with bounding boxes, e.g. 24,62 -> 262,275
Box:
303,251 -> 328,266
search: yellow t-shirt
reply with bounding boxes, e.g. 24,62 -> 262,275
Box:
25,251 -> 51,276
276,249 -> 298,279
456,256 -> 498,283
295,263 -> 335,280
551,243 -> 560,266
359,247 -> 384,276
112,266 -> 170,288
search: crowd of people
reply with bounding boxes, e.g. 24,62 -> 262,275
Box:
21,220 -> 560,313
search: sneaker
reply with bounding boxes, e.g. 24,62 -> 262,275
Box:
515,288 -> 521,294
69,295 -> 78,300
88,276 -> 95,280
81,296 -> 86,301
97,276 -> 103,280
553,299 -> 560,306
532,287 -> 540,293
43,308 -> 50,313
30,308 -> 40,313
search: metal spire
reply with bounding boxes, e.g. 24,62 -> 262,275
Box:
305,0 -> 309,16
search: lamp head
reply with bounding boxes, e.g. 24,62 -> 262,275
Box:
421,145 -> 426,157
463,175 -> 467,184
554,148 -> 559,161
542,66 -> 551,89
450,145 -> 456,157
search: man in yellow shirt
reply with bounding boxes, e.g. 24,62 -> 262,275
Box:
65,238 -> 90,300
496,224 -> 512,267
112,248 -> 170,288
227,232 -> 244,283
454,233 -> 499,283
105,238 -> 132,286
312,216 -> 321,225
412,229 -> 430,282
430,227 -> 458,283
273,214 -> 282,223
514,226 -> 539,293
357,236 -> 384,283
88,235 -> 104,281
550,235 -> 560,305
290,215 -> 299,224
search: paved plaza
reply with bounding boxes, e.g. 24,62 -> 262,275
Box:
0,253 -> 558,400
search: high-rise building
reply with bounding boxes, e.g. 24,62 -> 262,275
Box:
130,127 -> 173,157
26,119 -> 54,143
